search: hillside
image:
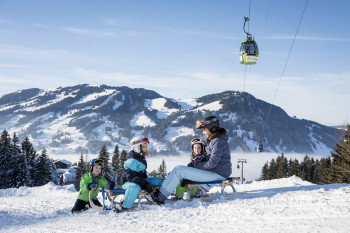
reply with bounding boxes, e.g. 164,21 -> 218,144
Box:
1,176 -> 349,232
0,84 -> 341,155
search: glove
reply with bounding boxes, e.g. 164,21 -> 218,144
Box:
87,183 -> 98,190
140,179 -> 153,193
181,179 -> 192,187
187,162 -> 194,167
107,181 -> 115,190
144,182 -> 153,193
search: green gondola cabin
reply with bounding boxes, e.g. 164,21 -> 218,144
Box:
240,39 -> 259,65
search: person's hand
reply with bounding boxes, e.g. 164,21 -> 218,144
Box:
87,183 -> 98,190
107,181 -> 115,190
140,179 -> 153,193
144,182 -> 153,193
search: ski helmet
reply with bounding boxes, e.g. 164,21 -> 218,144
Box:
191,137 -> 206,153
196,116 -> 220,133
130,136 -> 150,153
89,159 -> 104,172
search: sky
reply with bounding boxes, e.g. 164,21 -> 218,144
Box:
0,0 -> 349,126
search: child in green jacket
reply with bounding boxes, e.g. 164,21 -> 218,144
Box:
71,159 -> 112,213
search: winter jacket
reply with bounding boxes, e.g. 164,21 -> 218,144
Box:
187,152 -> 206,167
121,150 -> 148,187
195,128 -> 232,178
77,172 -> 107,202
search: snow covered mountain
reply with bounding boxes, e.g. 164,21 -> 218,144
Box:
0,84 -> 341,155
1,176 -> 349,232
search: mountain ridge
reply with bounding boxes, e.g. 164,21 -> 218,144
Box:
0,84 -> 341,155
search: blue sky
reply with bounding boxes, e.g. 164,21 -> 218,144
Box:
0,0 -> 349,126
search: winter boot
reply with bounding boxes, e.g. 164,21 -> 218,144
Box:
145,190 -> 166,205
113,202 -> 128,213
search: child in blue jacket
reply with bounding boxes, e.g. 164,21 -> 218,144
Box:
114,136 -> 162,212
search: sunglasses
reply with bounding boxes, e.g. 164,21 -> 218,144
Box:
93,159 -> 104,166
131,137 -> 150,145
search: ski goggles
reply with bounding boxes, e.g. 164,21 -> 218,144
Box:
191,138 -> 202,143
131,137 -> 150,145
196,117 -> 219,129
191,137 -> 205,145
92,159 -> 104,167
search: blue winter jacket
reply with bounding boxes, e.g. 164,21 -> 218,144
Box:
195,129 -> 232,178
121,150 -> 148,186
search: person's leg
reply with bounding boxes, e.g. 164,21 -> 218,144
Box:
71,199 -> 89,213
91,199 -> 102,207
122,182 -> 141,208
159,165 -> 225,198
174,183 -> 188,197
145,177 -> 162,187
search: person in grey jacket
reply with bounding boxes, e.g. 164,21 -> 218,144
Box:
146,116 -> 232,204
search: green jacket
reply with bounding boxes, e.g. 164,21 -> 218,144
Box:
77,172 -> 107,202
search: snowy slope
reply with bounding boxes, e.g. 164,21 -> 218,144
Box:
0,84 -> 341,155
1,176 -> 349,233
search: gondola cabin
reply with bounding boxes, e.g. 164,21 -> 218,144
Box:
256,143 -> 263,152
240,39 -> 259,65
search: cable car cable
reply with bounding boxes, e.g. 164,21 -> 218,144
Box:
259,0 -> 309,146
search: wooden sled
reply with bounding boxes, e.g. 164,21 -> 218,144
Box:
89,186 -> 158,211
181,176 -> 240,202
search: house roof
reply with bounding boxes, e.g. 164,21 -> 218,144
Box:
54,159 -> 72,165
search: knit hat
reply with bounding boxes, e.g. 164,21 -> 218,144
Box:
130,136 -> 150,153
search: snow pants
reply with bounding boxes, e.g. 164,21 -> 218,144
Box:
122,177 -> 162,208
174,181 -> 197,197
71,198 -> 102,213
159,165 -> 225,198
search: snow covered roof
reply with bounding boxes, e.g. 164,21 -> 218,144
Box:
54,159 -> 72,165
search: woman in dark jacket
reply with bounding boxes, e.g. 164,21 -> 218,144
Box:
147,116 -> 232,204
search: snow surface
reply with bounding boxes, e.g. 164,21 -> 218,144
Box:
1,176 -> 349,233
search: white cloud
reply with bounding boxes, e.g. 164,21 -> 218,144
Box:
64,27 -> 115,37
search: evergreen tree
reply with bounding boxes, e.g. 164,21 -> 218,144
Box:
111,144 -> 121,183
75,152 -> 88,182
149,170 -> 158,177
0,130 -> 15,189
309,157 -> 316,182
260,161 -> 270,180
312,159 -> 321,184
21,137 -> 37,186
320,157 -> 332,184
11,133 -> 31,187
120,150 -> 127,169
34,149 -> 57,186
275,153 -> 288,178
289,159 -> 299,177
98,145 -> 112,182
157,159 -> 167,181
330,124 -> 350,183
268,158 -> 277,179
299,155 -> 311,181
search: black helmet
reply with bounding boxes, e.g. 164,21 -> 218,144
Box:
196,116 -> 220,133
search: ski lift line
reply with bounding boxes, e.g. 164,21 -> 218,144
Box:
260,0 -> 309,142
248,0 -> 251,33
